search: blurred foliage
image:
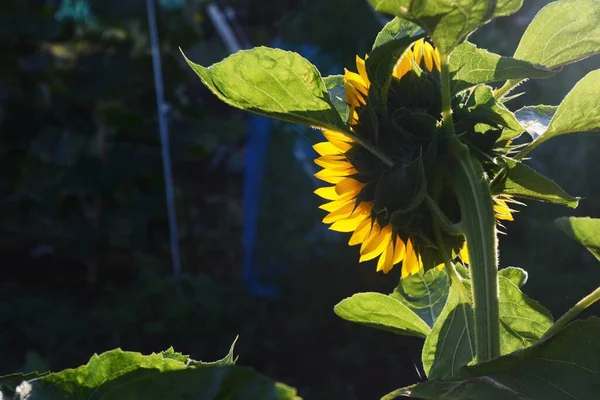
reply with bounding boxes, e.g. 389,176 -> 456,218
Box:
1,0 -> 599,399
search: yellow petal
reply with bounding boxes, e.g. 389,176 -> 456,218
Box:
459,242 -> 470,264
348,218 -> 373,246
345,83 -> 366,106
314,155 -> 353,170
432,48 -> 441,72
344,69 -> 369,96
319,198 -> 354,212
329,202 -> 371,232
314,167 -> 357,184
377,239 -> 396,273
322,130 -> 353,152
335,178 -> 365,197
360,224 -> 392,262
413,39 -> 424,65
423,42 -> 434,72
314,186 -> 338,200
494,199 -> 514,221
355,55 -> 370,86
402,238 -> 423,278
313,142 -> 343,156
393,49 -> 413,79
323,201 -> 356,224
392,236 -> 406,265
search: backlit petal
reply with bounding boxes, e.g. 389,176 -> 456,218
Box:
360,224 -> 392,262
313,142 -> 343,156
348,218 -> 373,246
377,239 -> 395,273
423,42 -> 434,72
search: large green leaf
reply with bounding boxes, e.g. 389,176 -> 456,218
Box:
368,0 -> 524,54
422,268 -> 553,379
498,271 -> 553,355
334,292 -> 431,338
366,18 -> 424,109
421,279 -> 474,379
514,0 -> 600,68
385,317 -> 600,400
526,69 -> 600,152
1,345 -> 299,400
449,42 -> 554,93
390,267 -> 450,328
492,159 -> 579,208
514,105 -> 556,140
183,47 -> 347,133
556,217 -> 600,262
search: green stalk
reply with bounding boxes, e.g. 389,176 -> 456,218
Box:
493,78 -> 521,100
439,54 -> 455,136
542,286 -> 600,340
449,139 -> 500,363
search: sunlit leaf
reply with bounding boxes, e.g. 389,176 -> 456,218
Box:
449,42 -> 554,93
385,317 -> 600,399
183,47 -> 348,133
334,292 -> 431,338
556,217 -> 600,262
367,0 -> 524,54
421,280 -> 474,379
514,0 -> 600,68
323,74 -> 350,123
492,159 -> 579,208
372,17 -> 423,49
526,69 -> 600,152
390,268 -> 449,328
498,266 -> 527,288
514,105 -> 556,140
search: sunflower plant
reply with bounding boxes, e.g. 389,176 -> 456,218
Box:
185,0 -> 600,398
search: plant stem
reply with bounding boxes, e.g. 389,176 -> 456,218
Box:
432,219 -> 462,284
341,130 -> 395,167
439,54 -> 455,136
449,139 -> 500,363
493,78 -> 520,99
542,286 -> 600,340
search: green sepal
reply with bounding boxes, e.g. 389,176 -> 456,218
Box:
334,292 -> 432,339
449,42 -> 554,94
514,0 -> 600,69
491,158 -> 579,208
556,217 -> 600,262
367,0 -> 524,55
372,17 -> 423,49
374,157 -> 427,216
182,47 -> 348,133
385,317 -> 600,400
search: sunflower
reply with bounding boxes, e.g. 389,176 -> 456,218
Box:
313,39 -> 514,277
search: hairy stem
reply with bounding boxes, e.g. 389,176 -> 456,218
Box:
493,78 -> 521,100
542,286 -> 600,340
449,138 -> 500,363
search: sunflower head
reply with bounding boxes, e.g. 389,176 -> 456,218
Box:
314,39 -> 515,277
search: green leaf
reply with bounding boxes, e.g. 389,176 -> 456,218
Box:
421,279 -> 474,379
514,0 -> 600,68
498,271 -> 554,355
372,17 -> 423,49
390,267 -> 450,328
498,266 -> 527,288
556,217 -> 600,262
322,74 -> 350,124
366,20 -> 424,109
6,348 -> 298,400
368,0 -> 524,54
183,47 -> 347,133
493,158 -> 579,208
384,317 -> 600,400
526,69 -> 600,152
449,42 -> 554,93
334,292 -> 431,338
190,336 -> 238,367
514,105 -> 556,140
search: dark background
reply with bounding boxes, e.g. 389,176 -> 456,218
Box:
1,0 -> 599,399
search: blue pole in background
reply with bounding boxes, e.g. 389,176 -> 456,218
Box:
146,0 -> 183,278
